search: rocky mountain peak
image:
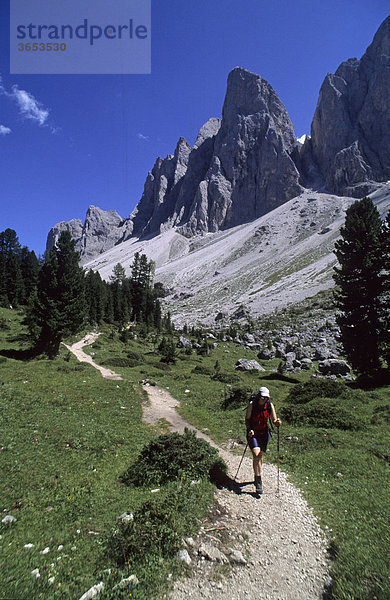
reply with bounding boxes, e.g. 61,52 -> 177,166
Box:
306,15 -> 390,197
193,118 -> 221,149
365,15 -> 390,60
222,68 -> 296,150
47,18 -> 390,263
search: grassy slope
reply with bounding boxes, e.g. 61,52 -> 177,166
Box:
0,309 -> 171,599
1,309 -> 389,600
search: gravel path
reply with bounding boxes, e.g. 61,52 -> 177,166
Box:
62,333 -> 123,380
142,383 -> 330,600
64,337 -> 330,599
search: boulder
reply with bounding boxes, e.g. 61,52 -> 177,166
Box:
318,359 -> 351,377
235,359 -> 265,371
176,549 -> 192,565
257,347 -> 276,360
177,336 -> 192,349
198,543 -> 229,564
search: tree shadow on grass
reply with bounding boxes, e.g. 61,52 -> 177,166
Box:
260,372 -> 301,384
0,346 -> 41,361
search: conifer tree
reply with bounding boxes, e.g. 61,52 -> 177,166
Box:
85,269 -> 107,325
29,231 -> 86,357
20,248 -> 39,304
130,253 -> 156,323
0,229 -> 39,307
334,197 -> 384,377
104,287 -> 115,324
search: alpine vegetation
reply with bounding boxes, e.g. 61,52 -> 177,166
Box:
334,197 -> 390,379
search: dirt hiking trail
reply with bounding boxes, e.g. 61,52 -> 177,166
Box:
65,336 -> 330,599
142,383 -> 330,600
63,333 -> 123,380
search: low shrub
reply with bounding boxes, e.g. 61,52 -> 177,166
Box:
0,356 -> 7,364
120,428 -> 227,486
282,429 -> 345,453
106,478 -> 214,564
153,362 -> 171,371
368,440 -> 390,462
371,404 -> 390,425
74,362 -> 88,371
222,385 -> 252,410
213,372 -> 240,384
280,398 -> 361,430
0,317 -> 10,331
192,365 -> 213,376
284,379 -> 352,405
102,357 -> 137,368
127,350 -> 143,361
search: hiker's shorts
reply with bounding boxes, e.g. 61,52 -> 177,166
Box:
248,429 -> 270,452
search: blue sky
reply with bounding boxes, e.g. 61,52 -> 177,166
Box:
0,0 -> 389,256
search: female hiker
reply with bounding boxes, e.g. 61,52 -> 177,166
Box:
245,386 -> 281,494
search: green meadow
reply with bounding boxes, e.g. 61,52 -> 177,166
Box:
1,307 -> 389,599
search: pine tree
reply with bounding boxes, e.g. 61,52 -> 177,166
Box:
333,198 -> 384,377
104,287 -> 115,324
85,269 -> 107,325
130,253 -> 156,323
110,263 -> 126,284
0,229 -> 24,306
29,231 -> 86,357
20,248 -> 39,304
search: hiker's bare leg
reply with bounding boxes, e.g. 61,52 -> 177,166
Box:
252,448 -> 263,477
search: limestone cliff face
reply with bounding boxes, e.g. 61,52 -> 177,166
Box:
181,68 -> 302,234
307,16 -> 390,196
46,218 -> 83,254
46,206 -> 128,264
131,68 -> 302,238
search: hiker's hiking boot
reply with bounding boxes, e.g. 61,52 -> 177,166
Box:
255,475 -> 263,495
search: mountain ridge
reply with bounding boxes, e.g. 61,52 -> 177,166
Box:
46,17 -> 390,323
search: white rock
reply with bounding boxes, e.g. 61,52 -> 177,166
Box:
31,569 -> 40,578
177,549 -> 192,565
24,543 -> 34,549
228,549 -> 247,565
185,537 -> 196,547
2,515 -> 16,525
117,512 -> 134,524
113,574 -> 139,590
78,582 -> 104,600
48,577 -> 55,584
40,547 -> 50,554
58,545 -> 64,551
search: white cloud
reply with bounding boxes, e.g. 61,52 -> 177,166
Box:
0,125 -> 11,135
10,85 -> 49,126
137,133 -> 150,141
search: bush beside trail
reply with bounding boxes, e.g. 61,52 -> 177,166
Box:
106,479 -> 214,566
120,428 -> 227,487
284,379 -> 353,405
280,398 -> 362,430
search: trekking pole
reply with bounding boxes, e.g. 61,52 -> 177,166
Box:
234,442 -> 248,481
277,426 -> 280,494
